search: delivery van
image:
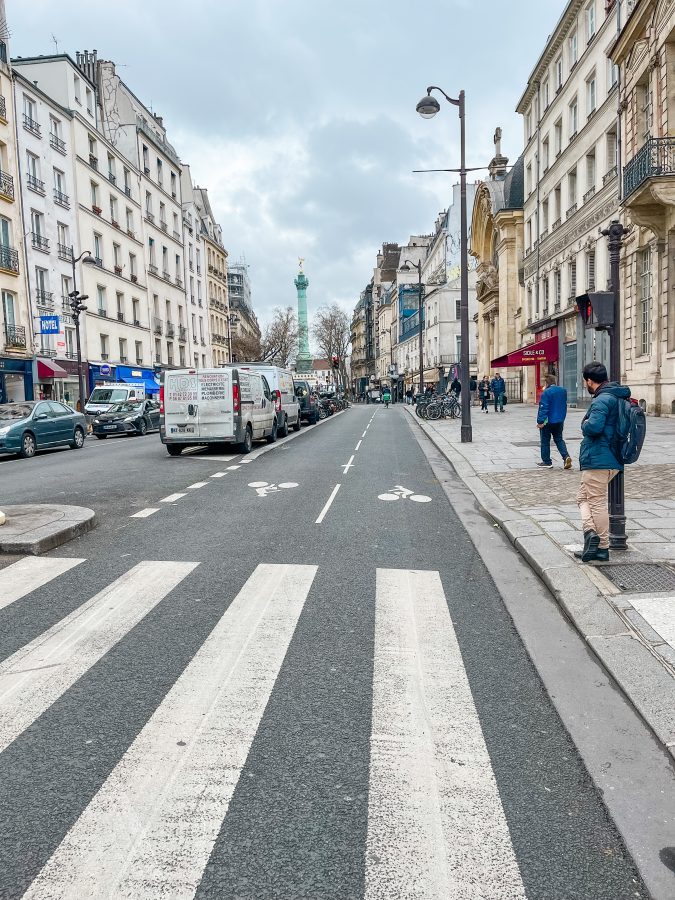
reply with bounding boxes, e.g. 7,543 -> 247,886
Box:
85,382 -> 146,415
160,367 -> 276,455
235,364 -> 301,436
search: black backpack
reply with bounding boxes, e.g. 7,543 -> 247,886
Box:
613,397 -> 646,465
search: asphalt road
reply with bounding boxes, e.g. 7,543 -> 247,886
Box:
0,406 -> 664,899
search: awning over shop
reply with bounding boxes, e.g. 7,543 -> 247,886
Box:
491,335 -> 559,368
119,374 -> 160,394
37,358 -> 68,380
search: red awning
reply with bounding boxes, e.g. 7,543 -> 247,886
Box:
491,335 -> 559,368
37,358 -> 69,380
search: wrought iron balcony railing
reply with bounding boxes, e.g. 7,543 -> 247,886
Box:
0,170 -> 14,201
32,232 -> 49,251
36,289 -> 54,307
603,165 -> 618,185
3,324 -> 26,348
624,137 -> 675,198
54,188 -> 70,207
0,95 -> 6,121
27,174 -> 45,194
0,245 -> 19,274
50,133 -> 66,153
23,114 -> 41,136
58,244 -> 73,260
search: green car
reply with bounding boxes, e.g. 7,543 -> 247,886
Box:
0,400 -> 87,459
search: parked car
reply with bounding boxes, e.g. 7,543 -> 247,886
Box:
0,400 -> 87,459
293,379 -> 319,424
236,364 -> 301,436
85,383 -> 146,415
92,399 -> 161,439
160,367 -> 276,455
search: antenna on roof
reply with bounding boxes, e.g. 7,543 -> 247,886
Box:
51,34 -> 59,54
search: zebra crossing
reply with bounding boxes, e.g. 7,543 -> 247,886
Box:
0,556 -> 527,898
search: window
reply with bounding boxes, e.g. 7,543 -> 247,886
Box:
554,119 -> 562,156
159,202 -> 166,226
526,163 -> 532,194
126,208 -> 134,233
91,181 -> 99,208
107,154 -> 115,180
57,222 -> 69,248
100,334 -> 109,359
119,337 -> 127,361
525,110 -> 533,141
554,269 -> 561,309
155,337 -> 161,362
93,233 -> 102,263
129,252 -> 137,278
608,59 -> 618,90
162,246 -> 169,274
542,137 -> 550,171
113,243 -> 121,269
65,328 -> 75,358
23,95 -> 38,123
88,134 -> 97,165
585,152 -> 596,195
639,247 -> 652,356
569,97 -> 578,138
157,158 -> 163,186
124,168 -> 131,194
543,275 -> 550,314
73,75 -> 81,104
542,79 -> 550,109
526,218 -> 532,250
638,79 -> 653,142
606,131 -> 617,174
110,195 -> 118,223
586,74 -> 597,116
2,290 -> 16,326
569,259 -> 577,300
554,184 -> 562,223
586,248 -> 596,291
179,345 -> 186,367
135,340 -> 143,364
455,298 -> 461,320
142,145 -> 149,173
132,298 -> 140,324
148,237 -> 156,266
555,56 -> 563,90
542,198 -> 549,232
145,191 -> 153,217
53,168 -> 66,193
568,169 -> 577,210
569,30 -> 578,66
35,266 -> 49,297
170,171 -> 177,198
116,292 -> 124,318
167,342 -> 174,365
586,1 -> 596,42
97,286 -> 107,315
85,87 -> 93,115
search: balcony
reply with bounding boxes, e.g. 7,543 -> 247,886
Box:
131,273 -> 138,283
54,188 -> 70,208
32,232 -> 49,252
603,165 -> 618,185
23,114 -> 41,137
36,289 -> 54,307
166,322 -> 176,338
583,186 -> 596,203
58,243 -> 73,261
27,174 -> 45,195
89,154 -> 98,170
38,347 -> 57,358
539,228 -> 548,240
189,260 -> 194,272
178,325 -> 187,342
551,217 -> 561,231
114,265 -> 123,275
124,185 -> 132,198
3,324 -> 26,349
117,311 -> 125,321
173,230 -> 181,241
101,353 -> 109,360
0,95 -> 5,121
153,317 -> 163,335
98,308 -> 108,318
162,270 -> 170,281
566,203 -> 577,219
148,263 -> 158,275
108,172 -> 117,185
175,275 -> 183,288
0,170 -> 14,201
155,353 -> 161,363
92,205 -> 102,216
623,137 -> 675,224
160,220 -> 168,232
146,211 -> 155,222
120,355 -> 128,363
93,257 -> 103,267
50,133 -> 66,154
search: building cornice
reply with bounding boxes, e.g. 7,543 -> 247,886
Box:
609,0 -> 650,63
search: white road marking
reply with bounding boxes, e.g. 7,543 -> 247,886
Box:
630,596 -> 675,651
129,508 -> 160,518
377,486 -> 432,503
342,455 -> 355,474
355,440 -> 362,451
248,481 -> 299,498
0,557 -> 84,611
187,481 -> 209,489
210,472 -> 227,478
362,431 -> 367,438
365,569 -> 526,899
316,484 -> 341,524
159,493 -> 186,503
0,561 -> 198,755
25,563 -> 317,900
227,465 -> 241,470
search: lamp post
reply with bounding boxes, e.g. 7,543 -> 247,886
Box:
227,312 -> 239,362
400,259 -> 424,397
414,86 -> 472,442
68,249 -> 97,412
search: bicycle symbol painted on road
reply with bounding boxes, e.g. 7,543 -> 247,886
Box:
248,481 -> 299,498
378,486 -> 432,503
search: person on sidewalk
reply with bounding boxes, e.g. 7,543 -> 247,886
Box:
450,377 -> 461,397
536,374 -> 572,470
478,376 -> 490,413
490,373 -> 506,413
575,362 -> 631,563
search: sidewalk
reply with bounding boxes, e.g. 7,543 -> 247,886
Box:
406,402 -> 675,759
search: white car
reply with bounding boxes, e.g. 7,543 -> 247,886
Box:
160,367 -> 276,455
234,364 -> 301,436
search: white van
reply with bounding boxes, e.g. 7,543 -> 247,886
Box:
85,383 -> 146,415
235,364 -> 301,436
160,367 -> 276,455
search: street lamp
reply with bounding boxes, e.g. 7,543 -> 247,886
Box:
414,85 -> 472,442
227,312 -> 239,362
400,259 -> 424,398
68,249 -> 97,413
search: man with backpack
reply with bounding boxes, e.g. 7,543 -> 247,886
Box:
575,362 -> 639,563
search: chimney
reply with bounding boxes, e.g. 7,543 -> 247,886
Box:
75,50 -> 98,85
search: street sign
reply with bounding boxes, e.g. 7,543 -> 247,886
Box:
39,316 -> 60,334
100,363 -> 112,376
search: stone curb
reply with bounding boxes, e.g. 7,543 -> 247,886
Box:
0,504 -> 97,555
405,406 -> 675,759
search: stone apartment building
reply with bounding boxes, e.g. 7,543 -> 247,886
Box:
227,260 -> 260,361
195,188 -> 229,366
180,165 -> 210,369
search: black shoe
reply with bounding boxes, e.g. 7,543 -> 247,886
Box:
593,549 -> 609,562
536,461 -> 553,468
574,530 -> 600,561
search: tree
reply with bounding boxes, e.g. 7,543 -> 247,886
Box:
231,330 -> 262,363
312,303 -> 351,390
260,306 -> 298,367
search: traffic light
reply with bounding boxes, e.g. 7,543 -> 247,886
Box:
576,291 -> 615,330
331,355 -> 339,368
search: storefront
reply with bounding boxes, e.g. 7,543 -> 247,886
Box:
88,363 -> 117,395
116,365 -> 160,395
50,358 -> 88,408
34,357 -> 69,401
491,330 -> 559,402
0,357 -> 34,404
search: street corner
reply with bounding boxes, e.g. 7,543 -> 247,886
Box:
0,504 -> 96,555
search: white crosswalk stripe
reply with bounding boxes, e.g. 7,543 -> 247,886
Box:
0,556 -> 84,611
0,560 -> 198,754
23,563 -> 318,900
365,569 -> 526,899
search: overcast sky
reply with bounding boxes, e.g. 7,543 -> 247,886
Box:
10,0 -> 563,331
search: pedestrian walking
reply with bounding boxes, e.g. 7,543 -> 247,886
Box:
406,388 -> 413,405
490,373 -> 506,413
575,362 -> 631,563
536,374 -> 572,470
450,377 -> 461,397
478,376 -> 490,413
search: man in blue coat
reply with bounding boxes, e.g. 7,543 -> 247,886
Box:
575,361 -> 631,562
536,374 -> 572,470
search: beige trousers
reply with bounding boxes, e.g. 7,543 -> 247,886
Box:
576,469 -> 620,549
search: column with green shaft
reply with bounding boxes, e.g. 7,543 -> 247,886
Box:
294,260 -> 312,374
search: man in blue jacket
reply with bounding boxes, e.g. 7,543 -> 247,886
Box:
575,361 -> 631,563
536,374 -> 572,470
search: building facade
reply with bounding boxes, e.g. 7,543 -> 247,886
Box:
0,11 -> 32,403
517,0 -> 621,403
180,165 -> 210,369
611,0 -> 675,415
227,260 -> 260,361
195,188 -> 229,366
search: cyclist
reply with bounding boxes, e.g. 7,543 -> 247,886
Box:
382,387 -> 391,408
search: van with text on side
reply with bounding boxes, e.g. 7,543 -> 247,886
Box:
235,364 -> 301,436
160,367 -> 276,456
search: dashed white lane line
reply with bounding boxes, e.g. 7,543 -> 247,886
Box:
130,508 -> 160,519
362,431 -> 367,438
160,493 -> 187,503
227,465 -> 241,470
355,440 -> 362,452
210,473 -> 227,478
316,484 -> 341,525
187,482 -> 209,489
342,455 -> 355,474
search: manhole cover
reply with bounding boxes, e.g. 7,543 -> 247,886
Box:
601,563 -> 675,592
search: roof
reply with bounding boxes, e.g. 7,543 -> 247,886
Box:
311,359 -> 331,371
503,154 -> 525,210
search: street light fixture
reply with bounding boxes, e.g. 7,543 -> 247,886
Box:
414,85 -> 473,442
68,249 -> 97,412
400,258 -> 424,398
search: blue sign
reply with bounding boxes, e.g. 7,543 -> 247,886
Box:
39,316 -> 60,334
100,363 -> 112,376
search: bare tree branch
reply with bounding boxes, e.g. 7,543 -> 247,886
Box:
311,303 -> 351,389
260,306 -> 298,368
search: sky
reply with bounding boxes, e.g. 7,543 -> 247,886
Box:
9,0 -> 564,330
